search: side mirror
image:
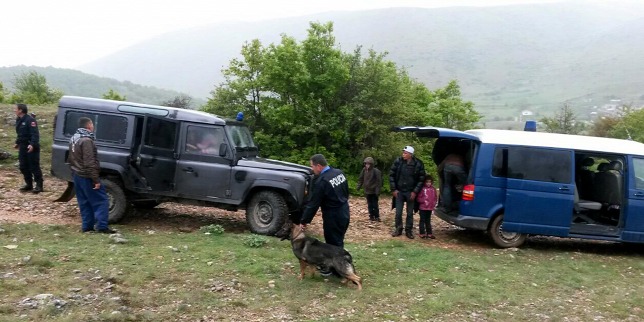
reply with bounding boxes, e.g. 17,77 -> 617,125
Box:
219,143 -> 228,157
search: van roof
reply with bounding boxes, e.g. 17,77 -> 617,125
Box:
59,96 -> 227,125
466,129 -> 644,156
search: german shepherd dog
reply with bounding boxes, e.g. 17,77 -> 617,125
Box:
289,224 -> 362,290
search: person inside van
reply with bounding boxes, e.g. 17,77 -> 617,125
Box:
438,153 -> 467,213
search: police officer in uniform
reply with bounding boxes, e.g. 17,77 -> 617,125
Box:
300,154 -> 351,248
14,104 -> 43,193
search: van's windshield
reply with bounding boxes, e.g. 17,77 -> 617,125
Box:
226,125 -> 257,150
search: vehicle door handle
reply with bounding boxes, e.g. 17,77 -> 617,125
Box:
635,192 -> 644,197
558,186 -> 570,191
182,167 -> 198,177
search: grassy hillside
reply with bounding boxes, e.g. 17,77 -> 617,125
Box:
78,1 -> 644,121
0,66 -> 204,108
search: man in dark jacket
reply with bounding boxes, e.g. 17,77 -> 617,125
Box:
357,157 -> 382,221
389,146 -> 425,239
14,104 -> 43,193
68,117 -> 115,234
300,154 -> 350,248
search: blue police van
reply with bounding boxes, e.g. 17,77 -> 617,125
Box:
398,126 -> 644,248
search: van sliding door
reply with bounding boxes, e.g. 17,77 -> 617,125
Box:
623,157 -> 644,241
502,147 -> 574,236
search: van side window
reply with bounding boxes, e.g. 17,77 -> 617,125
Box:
63,111 -> 128,144
493,147 -> 571,183
144,118 -> 177,150
634,158 -> 644,190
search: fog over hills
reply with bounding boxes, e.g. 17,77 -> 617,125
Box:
78,1 -> 644,118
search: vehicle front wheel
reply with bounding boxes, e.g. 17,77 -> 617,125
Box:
489,214 -> 526,248
102,178 -> 128,224
246,191 -> 288,236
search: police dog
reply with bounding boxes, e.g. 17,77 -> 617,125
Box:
289,224 -> 362,290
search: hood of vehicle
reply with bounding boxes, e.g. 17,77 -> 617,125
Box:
237,157 -> 312,174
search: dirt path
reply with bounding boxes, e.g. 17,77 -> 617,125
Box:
0,168 -> 488,250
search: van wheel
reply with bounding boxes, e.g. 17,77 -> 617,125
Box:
489,214 -> 526,248
246,191 -> 288,236
102,178 -> 128,224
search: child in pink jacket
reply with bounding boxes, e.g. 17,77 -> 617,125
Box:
416,175 -> 438,239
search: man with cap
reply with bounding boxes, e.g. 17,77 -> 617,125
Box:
14,103 -> 44,193
389,146 -> 425,239
357,156 -> 382,221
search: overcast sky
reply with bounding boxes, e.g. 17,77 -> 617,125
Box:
2,0 -> 564,68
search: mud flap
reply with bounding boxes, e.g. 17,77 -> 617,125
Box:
53,182 -> 75,202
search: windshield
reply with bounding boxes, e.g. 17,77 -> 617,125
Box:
226,125 -> 257,149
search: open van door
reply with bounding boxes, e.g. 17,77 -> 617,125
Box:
394,126 -> 480,165
136,116 -> 179,192
623,157 -> 644,241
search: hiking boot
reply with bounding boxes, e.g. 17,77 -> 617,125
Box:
19,184 -> 33,192
406,231 -> 415,239
391,228 -> 403,237
419,233 -> 427,239
32,182 -> 43,194
428,234 -> 436,239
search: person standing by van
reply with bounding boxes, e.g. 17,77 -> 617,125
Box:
68,117 -> 115,234
14,104 -> 44,193
389,146 -> 425,239
438,153 -> 467,213
357,157 -> 382,221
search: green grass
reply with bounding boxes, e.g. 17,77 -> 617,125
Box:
1,223 -> 644,321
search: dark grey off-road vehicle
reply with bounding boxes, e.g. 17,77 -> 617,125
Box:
51,96 -> 312,235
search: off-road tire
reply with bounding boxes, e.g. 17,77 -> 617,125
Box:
246,191 -> 288,236
489,213 -> 526,248
102,178 -> 128,224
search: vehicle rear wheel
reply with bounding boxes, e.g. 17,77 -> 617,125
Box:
246,191 -> 288,236
489,213 -> 526,248
102,178 -> 128,224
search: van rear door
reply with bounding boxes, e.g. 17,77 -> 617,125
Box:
501,147 -> 574,237
394,127 -> 480,165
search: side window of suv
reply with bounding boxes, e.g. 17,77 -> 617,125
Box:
143,118 -> 177,150
185,126 -> 225,156
64,111 -> 128,144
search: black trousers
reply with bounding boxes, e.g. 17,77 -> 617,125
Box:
322,204 -> 350,248
366,194 -> 380,219
18,145 -> 43,186
419,209 -> 433,235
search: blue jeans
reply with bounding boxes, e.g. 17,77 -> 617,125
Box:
395,191 -> 414,232
73,175 -> 110,231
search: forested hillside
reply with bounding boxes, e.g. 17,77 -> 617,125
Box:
0,66 -> 200,107
78,1 -> 644,118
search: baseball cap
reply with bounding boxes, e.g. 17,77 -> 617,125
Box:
403,146 -> 414,154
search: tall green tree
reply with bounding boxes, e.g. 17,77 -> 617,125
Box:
607,109 -> 644,143
102,89 -> 126,101
11,71 -> 63,104
204,21 -> 479,172
540,103 -> 584,134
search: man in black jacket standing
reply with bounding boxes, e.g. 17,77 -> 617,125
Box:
389,146 -> 425,239
300,154 -> 350,248
14,104 -> 43,193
